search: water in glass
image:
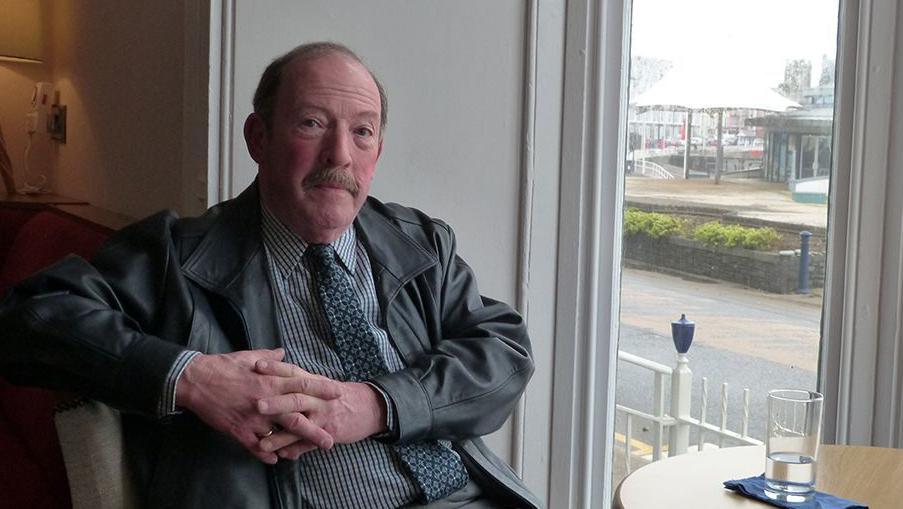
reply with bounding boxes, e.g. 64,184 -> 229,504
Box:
765,451 -> 816,502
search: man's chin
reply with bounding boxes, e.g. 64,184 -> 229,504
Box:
307,199 -> 360,222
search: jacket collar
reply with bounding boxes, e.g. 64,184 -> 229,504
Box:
354,198 -> 437,309
182,182 -> 279,349
182,182 -> 437,338
182,182 -> 263,293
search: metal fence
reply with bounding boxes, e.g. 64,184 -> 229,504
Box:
616,349 -> 763,474
633,159 -> 675,180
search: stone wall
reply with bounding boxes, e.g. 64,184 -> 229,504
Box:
624,234 -> 826,294
625,200 -> 828,238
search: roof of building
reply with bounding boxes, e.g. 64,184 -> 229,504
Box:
745,107 -> 833,133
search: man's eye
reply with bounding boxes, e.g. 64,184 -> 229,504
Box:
355,127 -> 374,137
300,118 -> 322,128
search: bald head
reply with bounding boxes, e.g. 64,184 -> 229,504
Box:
253,42 -> 388,133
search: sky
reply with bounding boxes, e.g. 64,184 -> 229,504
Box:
630,0 -> 840,88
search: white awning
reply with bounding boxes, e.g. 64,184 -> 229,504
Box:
632,66 -> 801,112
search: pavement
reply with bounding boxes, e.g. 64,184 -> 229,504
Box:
625,176 -> 829,229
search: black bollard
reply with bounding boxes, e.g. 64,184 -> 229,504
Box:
798,231 -> 812,294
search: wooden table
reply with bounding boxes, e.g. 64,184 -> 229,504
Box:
0,192 -> 88,205
614,445 -> 903,508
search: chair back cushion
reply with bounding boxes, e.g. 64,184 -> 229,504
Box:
0,208 -> 111,509
0,210 -> 109,294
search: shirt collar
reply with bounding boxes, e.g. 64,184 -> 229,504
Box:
260,205 -> 357,276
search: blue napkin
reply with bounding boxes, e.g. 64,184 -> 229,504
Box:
723,474 -> 868,509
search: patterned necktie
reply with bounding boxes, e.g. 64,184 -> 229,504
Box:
306,244 -> 469,503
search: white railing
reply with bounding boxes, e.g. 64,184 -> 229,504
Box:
616,350 -> 763,474
633,159 -> 675,179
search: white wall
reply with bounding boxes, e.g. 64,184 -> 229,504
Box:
229,0 -> 534,466
0,0 -> 53,194
47,0 -> 186,219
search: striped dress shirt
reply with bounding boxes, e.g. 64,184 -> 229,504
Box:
260,206 -> 421,509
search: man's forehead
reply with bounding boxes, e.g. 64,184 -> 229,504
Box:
283,53 -> 379,100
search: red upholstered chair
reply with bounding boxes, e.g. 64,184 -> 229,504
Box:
0,209 -> 111,509
0,207 -> 37,268
0,210 -> 110,294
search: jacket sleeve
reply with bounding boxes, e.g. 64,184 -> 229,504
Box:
0,213 -> 191,417
372,223 -> 534,443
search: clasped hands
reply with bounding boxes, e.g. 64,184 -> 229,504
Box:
176,348 -> 387,464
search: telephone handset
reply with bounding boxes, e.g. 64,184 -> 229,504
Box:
26,82 -> 54,134
19,81 -> 54,193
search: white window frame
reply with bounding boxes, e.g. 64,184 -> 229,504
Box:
547,0 -> 628,507
820,0 -> 903,448
548,0 -> 903,507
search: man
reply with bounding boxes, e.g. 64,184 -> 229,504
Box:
0,42 -> 540,509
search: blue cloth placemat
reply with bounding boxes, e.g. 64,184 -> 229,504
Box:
723,474 -> 868,508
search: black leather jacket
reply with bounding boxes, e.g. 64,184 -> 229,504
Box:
0,183 -> 541,509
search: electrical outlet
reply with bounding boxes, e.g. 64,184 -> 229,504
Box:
49,105 -> 67,143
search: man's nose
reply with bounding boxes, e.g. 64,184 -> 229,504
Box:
320,128 -> 352,168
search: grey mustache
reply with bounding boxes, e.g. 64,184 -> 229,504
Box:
303,167 -> 359,196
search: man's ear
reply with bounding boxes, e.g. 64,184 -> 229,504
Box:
376,137 -> 383,160
244,113 -> 267,164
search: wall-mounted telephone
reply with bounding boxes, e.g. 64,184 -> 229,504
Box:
19,82 -> 56,194
26,82 -> 54,134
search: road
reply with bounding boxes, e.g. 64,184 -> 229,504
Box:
614,267 -> 820,454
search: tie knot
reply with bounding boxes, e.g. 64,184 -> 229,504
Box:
307,244 -> 337,270
307,243 -> 333,261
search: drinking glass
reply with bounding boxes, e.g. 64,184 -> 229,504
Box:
764,389 -> 823,503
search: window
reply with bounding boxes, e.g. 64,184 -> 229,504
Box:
544,1 -> 901,507
613,0 -> 839,489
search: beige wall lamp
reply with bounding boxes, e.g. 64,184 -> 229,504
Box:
0,0 -> 45,195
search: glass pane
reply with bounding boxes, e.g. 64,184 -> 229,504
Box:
614,0 -> 840,487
